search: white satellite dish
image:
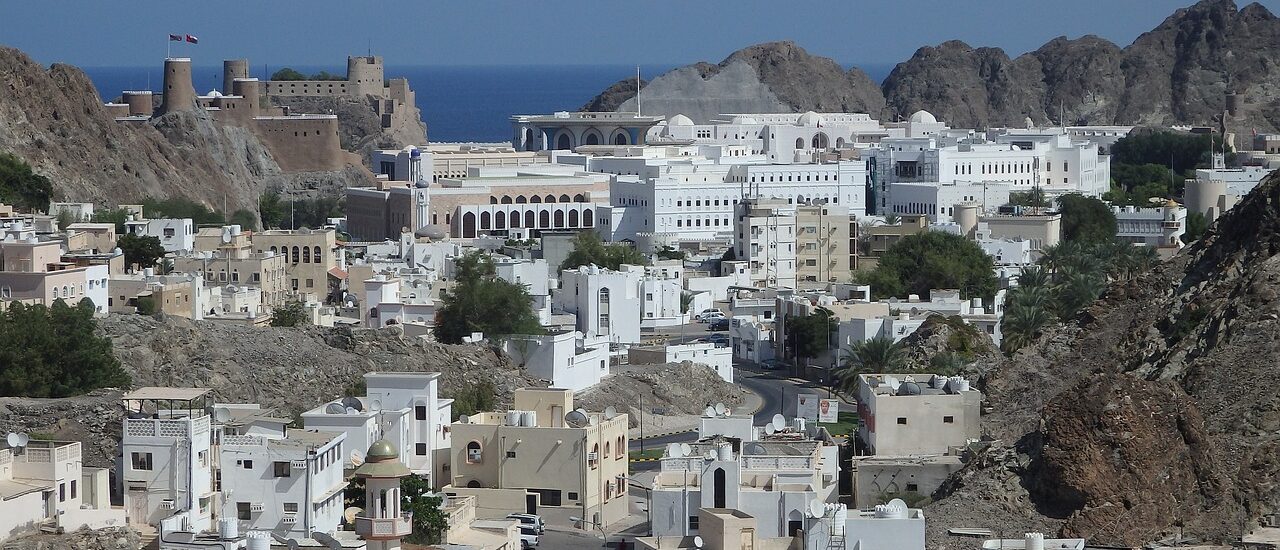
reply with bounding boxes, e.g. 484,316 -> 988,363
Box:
808,500 -> 825,518
703,450 -> 716,460
667,443 -> 682,458
679,443 -> 692,457
458,415 -> 470,424
772,414 -> 786,431
344,407 -> 359,415
564,410 -> 589,428
765,424 -> 776,435
344,507 -> 362,524
693,535 -> 704,549
703,406 -> 716,418
714,403 -> 727,415
350,450 -> 365,467
604,406 -> 617,419
325,403 -> 346,415
212,407 -> 231,423
341,397 -> 364,412
5,432 -> 27,448
220,227 -> 232,244
368,400 -> 382,412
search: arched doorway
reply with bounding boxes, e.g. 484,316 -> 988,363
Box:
812,133 -> 829,149
795,137 -> 804,149
556,133 -> 572,150
462,212 -> 476,238
714,468 -> 726,508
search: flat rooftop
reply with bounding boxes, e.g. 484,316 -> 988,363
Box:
124,387 -> 211,402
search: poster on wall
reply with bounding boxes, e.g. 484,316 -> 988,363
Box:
797,394 -> 820,420
818,399 -> 839,423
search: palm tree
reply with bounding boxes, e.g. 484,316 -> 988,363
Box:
837,336 -> 906,390
1009,285 -> 1053,310
1014,266 -> 1050,291
1053,272 -> 1106,318
929,351 -> 969,375
1129,246 -> 1160,276
1001,302 -> 1053,353
883,212 -> 901,225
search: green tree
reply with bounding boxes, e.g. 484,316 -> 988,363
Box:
142,197 -> 224,225
1057,194 -> 1117,244
55,210 -> 75,231
270,67 -> 308,81
0,300 -> 130,397
560,231 -> 647,271
434,251 -> 543,344
401,474 -> 449,545
1009,186 -> 1048,208
269,302 -> 309,327
656,245 -> 686,261
0,153 -> 53,212
229,209 -> 258,231
836,336 -> 906,389
784,308 -> 834,362
116,233 -> 165,271
928,351 -> 969,376
1001,302 -> 1053,353
259,191 -> 287,229
1110,129 -> 1231,173
451,379 -> 496,419
1183,212 -> 1207,244
91,207 -> 132,233
854,231 -> 997,301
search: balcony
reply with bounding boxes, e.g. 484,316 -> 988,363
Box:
355,512 -> 413,538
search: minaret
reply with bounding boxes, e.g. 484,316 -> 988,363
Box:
354,440 -> 412,550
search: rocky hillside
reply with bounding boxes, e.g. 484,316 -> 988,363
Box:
270,94 -> 427,166
920,170 -> 1280,546
582,41 -> 885,123
584,0 -> 1280,133
0,46 -> 373,214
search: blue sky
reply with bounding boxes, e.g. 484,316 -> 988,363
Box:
4,0 -> 1279,68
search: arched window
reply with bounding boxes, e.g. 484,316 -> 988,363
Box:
269,246 -> 277,254
556,133 -> 572,150
545,195 -> 556,203
291,246 -> 300,264
525,211 -> 535,228
462,212 -> 476,238
510,211 -> 521,228
613,132 -> 628,145
559,194 -> 571,203
604,480 -> 613,501
812,133 -> 828,149
523,128 -> 534,148
530,195 -> 542,203
795,137 -> 804,149
480,212 -> 491,230
495,213 -> 506,229
568,209 -> 580,227
615,436 -> 624,459
604,441 -> 612,459
539,210 -> 550,228
836,137 -> 846,148
489,196 -> 498,204
515,195 -> 527,204
583,208 -> 593,227
314,246 -> 321,263
554,210 -> 565,227
584,132 -> 600,145
466,441 -> 482,463
501,195 -> 513,204
573,193 -> 586,202
303,247 -> 311,263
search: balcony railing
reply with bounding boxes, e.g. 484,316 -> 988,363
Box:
355,512 -> 413,538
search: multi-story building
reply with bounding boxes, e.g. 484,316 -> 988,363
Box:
123,218 -> 195,253
181,226 -> 289,307
446,388 -> 630,529
251,228 -> 341,303
109,273 -> 204,318
555,264 -> 644,344
302,372 -> 452,485
0,233 -> 109,314
120,387 -> 215,531
887,181 -> 1012,222
218,426 -> 347,536
500,331 -> 611,392
854,373 -> 981,456
795,203 -> 857,285
1186,153 -> 1271,222
734,198 -> 797,289
1113,201 -> 1186,251
0,441 -> 124,539
510,112 -> 666,151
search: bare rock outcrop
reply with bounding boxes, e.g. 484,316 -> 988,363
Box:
269,94 -> 427,166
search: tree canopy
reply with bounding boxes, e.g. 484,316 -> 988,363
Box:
142,197 -> 224,226
270,68 -> 346,81
1183,212 -> 1207,244
784,307 -> 834,362
560,231 -> 647,271
854,231 -> 997,301
433,251 -> 543,344
836,336 -> 906,390
117,233 -> 165,271
258,191 -> 341,230
1057,194 -> 1117,245
0,300 -> 130,397
1109,129 -> 1230,173
0,153 -> 53,212
269,302 -> 309,327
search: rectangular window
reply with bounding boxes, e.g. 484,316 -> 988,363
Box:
242,459 -> 254,470
273,461 -> 291,477
568,492 -> 579,501
59,483 -> 66,502
906,483 -> 919,492
943,416 -> 955,423
506,450 -> 517,458
416,443 -> 428,456
237,502 -> 251,520
284,502 -> 299,514
70,480 -> 77,499
131,452 -> 153,471
896,417 -> 907,425
415,405 -> 427,420
306,279 -> 314,288
689,516 -> 700,530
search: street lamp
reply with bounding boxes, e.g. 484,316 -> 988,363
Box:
621,476 -> 653,537
569,516 -> 606,540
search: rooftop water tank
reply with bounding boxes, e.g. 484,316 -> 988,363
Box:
218,517 -> 238,540
1025,533 -> 1045,550
506,410 -> 521,426
246,532 -> 270,550
521,410 -> 537,427
717,442 -> 734,462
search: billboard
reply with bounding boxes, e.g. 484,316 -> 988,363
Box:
818,398 -> 839,423
797,394 -> 820,421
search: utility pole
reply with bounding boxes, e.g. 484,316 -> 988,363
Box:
639,393 -> 644,453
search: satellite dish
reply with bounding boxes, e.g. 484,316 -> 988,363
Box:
350,450 -> 365,467
458,415 -> 469,424
221,227 -> 232,244
325,403 -> 346,415
564,410 -> 589,428
213,407 -> 231,423
344,507 -> 362,524
765,424 -> 776,435
703,450 -> 716,460
745,443 -> 767,455
808,500 -> 825,518
344,407 -> 359,415
772,414 -> 786,431
714,403 -> 727,415
368,399 -> 382,412
693,535 -> 704,549
667,443 -> 682,458
341,397 -> 364,412
6,433 -> 27,448
604,406 -> 617,419
679,443 -> 692,457
703,406 -> 716,417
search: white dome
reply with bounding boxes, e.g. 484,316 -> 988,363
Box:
797,111 -> 824,127
730,115 -> 759,125
909,110 -> 937,124
205,90 -> 224,98
668,114 -> 694,126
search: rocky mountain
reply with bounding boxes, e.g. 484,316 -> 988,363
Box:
0,46 -> 380,215
582,41 -> 885,123
920,170 -> 1280,546
584,0 -> 1280,133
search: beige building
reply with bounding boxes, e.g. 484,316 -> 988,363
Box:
427,144 -> 547,183
65,223 -> 118,255
862,215 -> 929,259
108,275 -> 199,318
251,228 -> 340,302
182,227 -> 289,306
446,388 -> 630,529
442,495 -> 521,550
345,180 -> 429,242
854,373 -> 981,456
0,238 -> 106,313
796,203 -> 857,285
976,211 -> 1061,253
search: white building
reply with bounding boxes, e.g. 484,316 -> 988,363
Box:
887,181 -> 1012,222
1113,201 -> 1186,249
734,198 -> 797,289
501,331 -> 611,392
121,388 -> 215,531
493,255 -> 551,325
0,441 -> 124,540
362,273 -> 435,335
627,342 -> 734,383
555,264 -> 643,344
125,218 -> 196,253
1186,154 -> 1272,222
302,372 -> 452,485
854,373 -> 981,456
218,427 -> 347,536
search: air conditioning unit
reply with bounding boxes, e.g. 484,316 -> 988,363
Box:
587,452 -> 598,461
291,460 -> 307,470
250,502 -> 264,513
159,499 -> 176,510
281,515 -> 296,525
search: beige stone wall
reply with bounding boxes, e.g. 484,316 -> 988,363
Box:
252,229 -> 338,302
253,117 -> 346,172
172,254 -> 288,306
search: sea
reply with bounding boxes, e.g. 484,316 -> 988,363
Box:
81,64 -> 896,143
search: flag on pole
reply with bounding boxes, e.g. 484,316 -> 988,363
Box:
185,34 -> 199,44
169,34 -> 183,41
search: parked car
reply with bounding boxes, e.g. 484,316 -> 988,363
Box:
707,333 -> 730,345
708,317 -> 731,331
518,525 -> 540,548
695,308 -> 726,322
507,513 -> 545,534
761,359 -> 787,371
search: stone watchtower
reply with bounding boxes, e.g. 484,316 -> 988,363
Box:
346,55 -> 385,97
354,440 -> 412,550
223,59 -> 249,95
159,58 -> 196,114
